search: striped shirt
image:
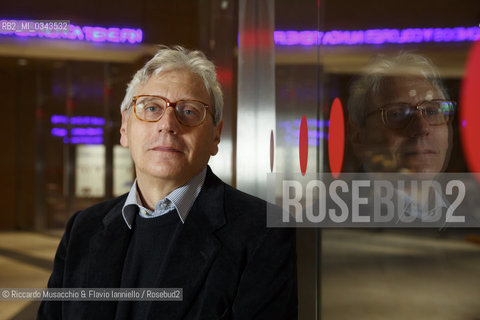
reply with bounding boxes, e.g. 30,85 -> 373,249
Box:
121,168 -> 207,229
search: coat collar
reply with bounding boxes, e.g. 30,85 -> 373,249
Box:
100,166 -> 225,230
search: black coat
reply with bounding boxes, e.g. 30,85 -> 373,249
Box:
37,167 -> 298,319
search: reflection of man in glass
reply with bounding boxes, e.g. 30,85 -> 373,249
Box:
346,53 -> 456,220
348,52 -> 455,174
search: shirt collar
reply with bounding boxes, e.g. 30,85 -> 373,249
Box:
121,168 -> 207,229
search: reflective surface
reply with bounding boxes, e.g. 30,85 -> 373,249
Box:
236,0 -> 276,198
322,229 -> 480,320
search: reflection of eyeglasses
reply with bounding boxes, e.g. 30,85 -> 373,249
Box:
131,95 -> 211,127
365,99 -> 456,129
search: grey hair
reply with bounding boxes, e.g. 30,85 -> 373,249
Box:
347,52 -> 448,126
120,45 -> 223,125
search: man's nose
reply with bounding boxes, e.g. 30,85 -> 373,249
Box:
406,108 -> 431,137
156,106 -> 180,133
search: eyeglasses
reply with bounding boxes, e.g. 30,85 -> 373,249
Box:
131,95 -> 211,127
365,99 -> 456,129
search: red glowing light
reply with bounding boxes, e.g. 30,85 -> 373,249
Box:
460,40 -> 480,179
328,98 -> 345,178
299,115 -> 308,175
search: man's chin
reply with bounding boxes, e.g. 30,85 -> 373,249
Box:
140,166 -> 186,182
153,170 -> 184,181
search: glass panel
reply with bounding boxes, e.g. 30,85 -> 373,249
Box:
273,0 -> 480,318
275,1 -> 323,319
314,1 -> 480,319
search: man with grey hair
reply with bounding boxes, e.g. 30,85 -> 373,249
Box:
347,52 -> 455,221
348,52 -> 455,173
38,46 -> 297,319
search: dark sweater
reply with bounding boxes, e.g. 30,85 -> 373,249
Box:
115,209 -> 182,320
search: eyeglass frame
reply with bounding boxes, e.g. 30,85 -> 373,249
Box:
364,99 -> 456,129
130,94 -> 212,127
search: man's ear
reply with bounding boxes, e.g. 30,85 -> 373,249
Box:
120,110 -> 130,148
210,120 -> 223,156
